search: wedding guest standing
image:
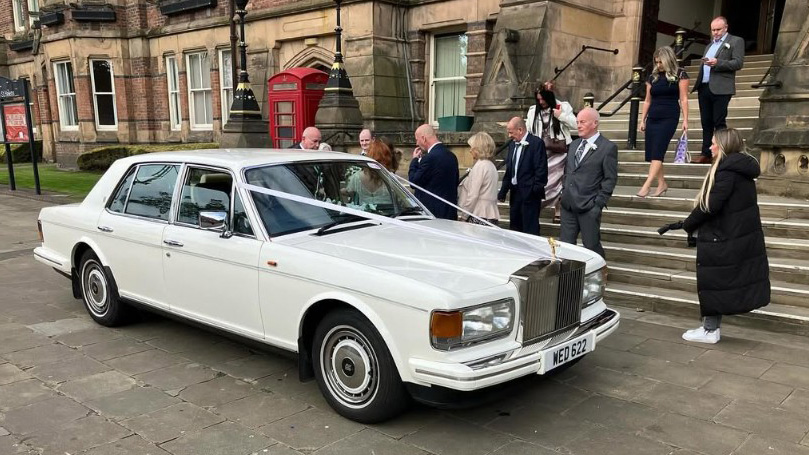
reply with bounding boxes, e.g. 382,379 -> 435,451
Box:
692,16 -> 745,163
409,124 -> 459,220
639,46 -> 689,198
458,132 -> 499,225
526,83 -> 576,222
680,128 -> 769,344
497,117 -> 548,235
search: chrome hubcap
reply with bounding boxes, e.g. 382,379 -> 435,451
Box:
321,326 -> 378,408
83,262 -> 108,316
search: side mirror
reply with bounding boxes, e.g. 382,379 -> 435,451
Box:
199,211 -> 228,232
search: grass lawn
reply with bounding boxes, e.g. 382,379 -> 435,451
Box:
0,163 -> 103,198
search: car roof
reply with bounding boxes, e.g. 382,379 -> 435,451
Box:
121,149 -> 373,169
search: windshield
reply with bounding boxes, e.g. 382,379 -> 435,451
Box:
244,160 -> 424,236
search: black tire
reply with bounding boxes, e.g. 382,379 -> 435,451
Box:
78,250 -> 131,327
312,309 -> 409,423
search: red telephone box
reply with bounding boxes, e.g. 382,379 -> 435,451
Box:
267,68 -> 328,148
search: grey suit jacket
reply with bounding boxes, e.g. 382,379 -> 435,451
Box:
692,34 -> 745,96
560,134 -> 619,213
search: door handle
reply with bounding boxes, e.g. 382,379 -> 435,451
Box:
97,226 -> 113,233
163,239 -> 184,247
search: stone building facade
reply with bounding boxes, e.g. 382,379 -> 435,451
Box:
0,0 -> 792,165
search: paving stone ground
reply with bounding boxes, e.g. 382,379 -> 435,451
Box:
2,192 -> 809,455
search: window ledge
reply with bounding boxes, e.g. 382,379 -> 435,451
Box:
71,5 -> 116,22
40,11 -> 65,26
9,38 -> 34,52
159,0 -> 216,16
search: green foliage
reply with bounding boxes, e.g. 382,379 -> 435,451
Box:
0,141 -> 43,164
76,143 -> 220,171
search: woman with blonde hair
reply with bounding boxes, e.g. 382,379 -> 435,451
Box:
639,46 -> 689,197
663,129 -> 770,343
458,132 -> 499,225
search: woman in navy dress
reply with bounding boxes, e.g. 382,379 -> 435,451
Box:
639,46 -> 689,197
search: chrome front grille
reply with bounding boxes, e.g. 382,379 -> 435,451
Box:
512,259 -> 586,346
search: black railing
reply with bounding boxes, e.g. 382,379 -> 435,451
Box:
552,45 -> 620,82
752,65 -> 782,89
588,26 -> 701,148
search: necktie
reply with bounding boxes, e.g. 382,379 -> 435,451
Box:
574,140 -> 587,168
511,143 -> 523,185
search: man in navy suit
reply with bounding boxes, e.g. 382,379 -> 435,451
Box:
409,124 -> 459,220
498,117 -> 548,235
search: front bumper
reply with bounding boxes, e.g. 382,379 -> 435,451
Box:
409,308 -> 619,391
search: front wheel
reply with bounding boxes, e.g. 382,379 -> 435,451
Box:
79,250 -> 131,327
312,309 -> 409,423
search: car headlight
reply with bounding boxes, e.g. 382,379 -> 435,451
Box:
430,298 -> 514,351
581,267 -> 606,308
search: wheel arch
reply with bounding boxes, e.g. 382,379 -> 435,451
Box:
296,294 -> 406,383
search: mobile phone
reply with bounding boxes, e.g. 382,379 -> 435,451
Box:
701,57 -> 709,62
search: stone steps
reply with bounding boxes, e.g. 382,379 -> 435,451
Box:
603,127 -> 753,141
608,261 -> 809,308
616,173 -> 705,189
605,282 -> 809,337
600,115 -> 758,129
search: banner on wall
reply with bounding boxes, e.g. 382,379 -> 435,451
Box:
3,104 -> 28,143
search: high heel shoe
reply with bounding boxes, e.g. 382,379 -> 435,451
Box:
651,186 -> 669,197
636,188 -> 650,198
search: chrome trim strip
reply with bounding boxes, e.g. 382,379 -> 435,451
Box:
34,251 -> 63,267
416,358 -> 541,382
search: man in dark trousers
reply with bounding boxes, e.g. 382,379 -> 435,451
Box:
497,117 -> 548,235
409,124 -> 459,220
559,108 -> 618,259
692,16 -> 744,164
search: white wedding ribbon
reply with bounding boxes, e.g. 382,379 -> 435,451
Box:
238,180 -> 552,261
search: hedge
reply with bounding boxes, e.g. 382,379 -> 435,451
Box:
77,143 -> 220,171
0,141 -> 43,164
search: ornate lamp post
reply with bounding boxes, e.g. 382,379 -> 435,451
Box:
314,0 -> 363,143
221,0 -> 270,148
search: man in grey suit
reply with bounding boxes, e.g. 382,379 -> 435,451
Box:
559,108 -> 618,259
692,16 -> 745,164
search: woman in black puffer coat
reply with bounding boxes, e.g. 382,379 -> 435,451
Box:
680,128 -> 770,344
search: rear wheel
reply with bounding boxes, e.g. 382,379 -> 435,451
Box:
79,251 -> 131,327
312,309 -> 409,423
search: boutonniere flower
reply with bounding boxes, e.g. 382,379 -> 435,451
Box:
591,144 -> 598,151
519,140 -> 529,147
723,43 -> 731,49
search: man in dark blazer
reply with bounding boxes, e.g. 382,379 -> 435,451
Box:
691,16 -> 745,163
290,126 -> 322,150
559,108 -> 618,259
409,124 -> 459,220
497,117 -> 548,235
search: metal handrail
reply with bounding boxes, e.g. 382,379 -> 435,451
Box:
752,65 -> 782,89
552,45 -> 619,82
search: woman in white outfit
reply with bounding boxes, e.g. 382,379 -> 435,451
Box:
458,132 -> 500,225
525,82 -> 577,223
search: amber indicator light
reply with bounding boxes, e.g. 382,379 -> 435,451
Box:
430,311 -> 462,338
267,260 -> 278,267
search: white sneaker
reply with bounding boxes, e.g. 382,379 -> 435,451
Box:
682,327 -> 720,344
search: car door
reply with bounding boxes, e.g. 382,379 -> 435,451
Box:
161,165 -> 264,339
94,163 -> 181,309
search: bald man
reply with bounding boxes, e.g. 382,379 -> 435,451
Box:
559,108 -> 618,259
409,124 -> 459,220
291,127 -> 322,150
497,117 -> 548,235
359,129 -> 373,155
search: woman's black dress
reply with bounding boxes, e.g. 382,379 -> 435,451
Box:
645,69 -> 688,162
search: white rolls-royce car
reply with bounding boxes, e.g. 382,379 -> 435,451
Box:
34,149 -> 619,423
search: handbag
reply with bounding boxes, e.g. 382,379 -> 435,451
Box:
543,136 -> 568,155
674,132 -> 690,163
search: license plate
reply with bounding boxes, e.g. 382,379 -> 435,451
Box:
540,332 -> 595,373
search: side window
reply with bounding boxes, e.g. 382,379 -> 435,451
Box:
124,164 -> 180,221
108,167 -> 136,213
177,168 -> 233,226
233,192 -> 254,236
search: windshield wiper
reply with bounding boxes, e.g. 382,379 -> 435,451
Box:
393,206 -> 426,218
315,214 -> 371,236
